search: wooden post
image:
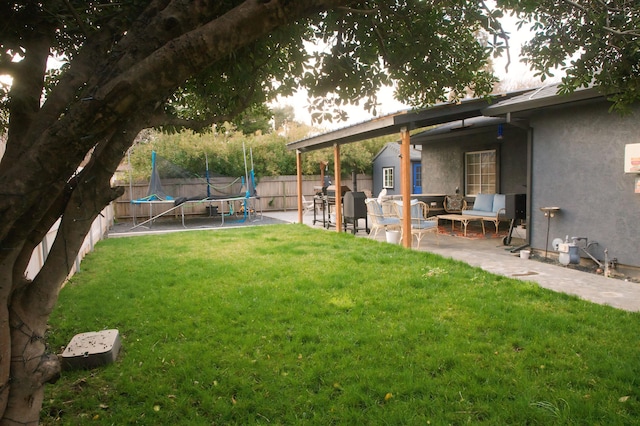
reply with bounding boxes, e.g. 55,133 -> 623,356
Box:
296,150 -> 303,224
401,127 -> 411,248
333,143 -> 342,232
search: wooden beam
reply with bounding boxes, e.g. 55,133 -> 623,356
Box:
296,150 -> 303,224
401,127 -> 411,248
333,143 -> 342,232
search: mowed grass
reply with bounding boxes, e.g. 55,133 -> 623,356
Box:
42,224 -> 640,425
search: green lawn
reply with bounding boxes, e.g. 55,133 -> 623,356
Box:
43,224 -> 640,425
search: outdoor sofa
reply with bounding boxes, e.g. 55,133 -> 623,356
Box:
462,193 -> 506,233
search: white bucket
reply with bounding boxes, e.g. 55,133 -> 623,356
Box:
386,230 -> 401,244
520,250 -> 531,260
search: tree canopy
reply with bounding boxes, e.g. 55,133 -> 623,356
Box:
1,0 -> 639,423
498,0 -> 640,111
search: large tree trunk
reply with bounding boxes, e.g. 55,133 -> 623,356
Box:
0,1 -> 349,423
2,125 -> 134,424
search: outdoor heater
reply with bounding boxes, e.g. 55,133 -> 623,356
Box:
503,193 -> 527,246
343,191 -> 368,234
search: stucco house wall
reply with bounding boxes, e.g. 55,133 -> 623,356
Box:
528,101 -> 640,268
420,126 -> 528,196
420,141 -> 464,195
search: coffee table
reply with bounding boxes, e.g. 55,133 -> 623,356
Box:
437,214 -> 485,237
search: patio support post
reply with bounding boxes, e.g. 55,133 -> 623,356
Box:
333,143 -> 342,232
400,127 -> 411,248
333,144 -> 342,232
296,149 -> 303,224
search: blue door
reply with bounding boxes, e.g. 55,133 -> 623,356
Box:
412,162 -> 422,194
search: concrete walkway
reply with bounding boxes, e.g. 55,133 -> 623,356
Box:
268,210 -> 640,312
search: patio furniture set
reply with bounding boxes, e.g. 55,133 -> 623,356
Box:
305,190 -> 509,247
365,193 -> 508,247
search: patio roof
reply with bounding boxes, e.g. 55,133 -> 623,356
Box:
286,89 -> 532,153
482,85 -> 605,116
410,116 -> 506,144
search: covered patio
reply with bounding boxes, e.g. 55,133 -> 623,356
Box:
286,90 -> 531,249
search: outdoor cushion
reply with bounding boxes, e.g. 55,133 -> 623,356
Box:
393,199 -> 419,208
370,199 -> 385,216
473,193 -> 494,212
445,195 -> 464,211
379,217 -> 401,226
492,194 -> 506,213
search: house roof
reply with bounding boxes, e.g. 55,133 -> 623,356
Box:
410,116 -> 506,144
286,89 -> 532,153
482,85 -> 605,116
372,142 -> 421,162
286,85 -> 610,153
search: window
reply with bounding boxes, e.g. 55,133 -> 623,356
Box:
382,167 -> 394,189
465,150 -> 497,195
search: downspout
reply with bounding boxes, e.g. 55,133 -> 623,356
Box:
507,111 -> 533,249
525,126 -> 533,248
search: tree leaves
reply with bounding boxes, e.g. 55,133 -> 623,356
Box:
499,0 -> 640,112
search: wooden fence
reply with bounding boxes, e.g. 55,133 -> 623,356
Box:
112,174 -> 373,220
26,204 -> 114,280
22,174 -> 370,282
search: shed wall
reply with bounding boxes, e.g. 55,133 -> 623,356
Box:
372,147 -> 400,196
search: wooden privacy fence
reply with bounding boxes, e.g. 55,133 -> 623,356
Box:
26,204 -> 114,281
113,174 -> 373,220
24,174 -> 370,282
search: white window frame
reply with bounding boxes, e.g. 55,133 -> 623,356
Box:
465,149 -> 497,196
382,167 -> 395,189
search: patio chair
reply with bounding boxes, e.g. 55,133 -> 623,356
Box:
394,200 -> 439,248
302,195 -> 315,216
365,198 -> 401,240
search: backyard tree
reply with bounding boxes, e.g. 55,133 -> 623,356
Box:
498,0 -> 640,111
1,0 -> 639,423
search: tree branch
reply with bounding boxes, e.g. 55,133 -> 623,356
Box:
0,61 -> 19,79
336,6 -> 378,15
150,79 -> 259,131
602,27 -> 640,38
561,0 -> 639,38
479,0 -> 511,73
559,0 -> 588,13
62,0 -> 91,36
